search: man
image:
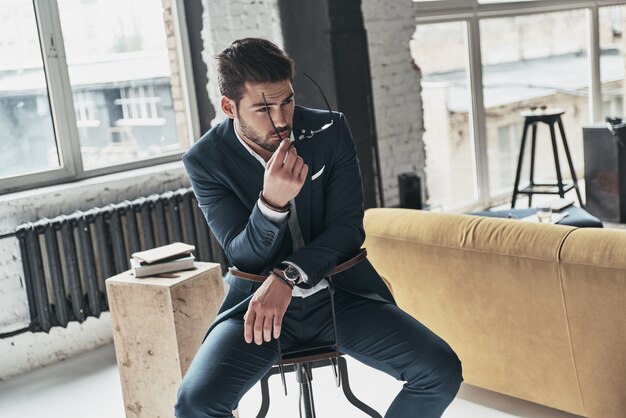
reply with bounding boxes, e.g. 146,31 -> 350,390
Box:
176,38 -> 462,418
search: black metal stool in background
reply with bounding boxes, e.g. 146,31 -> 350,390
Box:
511,108 -> 584,208
255,278 -> 381,418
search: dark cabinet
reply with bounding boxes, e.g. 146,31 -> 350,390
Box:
583,123 -> 626,223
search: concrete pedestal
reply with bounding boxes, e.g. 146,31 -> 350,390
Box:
106,262 -> 225,418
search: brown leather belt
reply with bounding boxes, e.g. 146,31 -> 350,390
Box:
228,248 -> 368,283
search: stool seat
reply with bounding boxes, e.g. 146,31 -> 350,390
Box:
279,343 -> 339,365
520,108 -> 564,121
511,109 -> 583,208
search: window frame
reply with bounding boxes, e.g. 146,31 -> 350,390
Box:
0,0 -> 199,195
414,0 -> 626,211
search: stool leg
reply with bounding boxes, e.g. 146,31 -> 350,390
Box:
512,121 -> 531,208
297,363 -> 316,418
549,122 -> 566,198
556,118 -> 584,206
529,123 -> 538,207
256,367 -> 284,418
256,371 -> 273,418
338,357 -> 383,418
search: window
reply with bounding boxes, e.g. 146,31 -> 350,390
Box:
0,0 -> 198,193
411,21 -> 479,210
74,91 -> 99,127
0,0 -> 58,179
600,5 -> 625,121
412,0 -> 626,210
115,86 -> 165,126
496,122 -> 526,193
481,10 -> 588,198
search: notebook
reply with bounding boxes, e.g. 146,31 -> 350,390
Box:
131,242 -> 195,264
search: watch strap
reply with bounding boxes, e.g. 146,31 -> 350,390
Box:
271,268 -> 294,290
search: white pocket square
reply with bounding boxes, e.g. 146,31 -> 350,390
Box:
311,165 -> 325,181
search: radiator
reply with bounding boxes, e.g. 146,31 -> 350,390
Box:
14,187 -> 227,334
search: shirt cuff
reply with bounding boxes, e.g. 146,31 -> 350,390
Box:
282,261 -> 309,283
257,199 -> 288,223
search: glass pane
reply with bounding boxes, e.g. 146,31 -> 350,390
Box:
411,21 -> 479,210
57,0 -> 189,170
480,10 -> 589,202
600,5 -> 625,122
0,0 -> 59,179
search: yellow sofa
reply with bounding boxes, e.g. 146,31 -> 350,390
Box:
363,208 -> 626,418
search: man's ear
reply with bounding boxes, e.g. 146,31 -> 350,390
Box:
221,96 -> 237,119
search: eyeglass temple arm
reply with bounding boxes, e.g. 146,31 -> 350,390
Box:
302,72 -> 333,117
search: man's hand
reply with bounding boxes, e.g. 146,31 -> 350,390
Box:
244,273 -> 292,344
262,139 -> 308,208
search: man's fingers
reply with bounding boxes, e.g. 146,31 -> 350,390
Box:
292,156 -> 304,174
244,310 -> 255,344
266,150 -> 277,167
273,313 -> 283,339
282,144 -> 297,170
263,315 -> 273,343
268,139 -> 290,171
253,314 -> 264,345
268,139 -> 288,163
298,163 -> 309,182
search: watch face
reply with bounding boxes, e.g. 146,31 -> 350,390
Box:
283,265 -> 300,282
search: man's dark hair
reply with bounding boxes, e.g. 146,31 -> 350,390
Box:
216,38 -> 295,106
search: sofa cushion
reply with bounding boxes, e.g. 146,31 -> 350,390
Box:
559,228 -> 626,418
363,208 -> 586,416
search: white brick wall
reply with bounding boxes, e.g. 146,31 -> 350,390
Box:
201,0 -> 283,125
362,0 -> 424,207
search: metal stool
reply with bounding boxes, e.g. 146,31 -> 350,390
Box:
255,278 -> 381,418
511,108 -> 584,208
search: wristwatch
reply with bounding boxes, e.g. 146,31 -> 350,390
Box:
279,263 -> 302,285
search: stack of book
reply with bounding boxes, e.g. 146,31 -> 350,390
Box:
130,242 -> 196,278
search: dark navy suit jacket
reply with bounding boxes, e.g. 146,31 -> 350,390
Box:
182,106 -> 395,339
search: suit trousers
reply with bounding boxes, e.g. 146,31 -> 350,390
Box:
174,285 -> 463,418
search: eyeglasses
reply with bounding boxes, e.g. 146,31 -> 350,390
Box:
262,72 -> 334,147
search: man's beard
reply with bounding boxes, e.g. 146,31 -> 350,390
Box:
237,114 -> 291,153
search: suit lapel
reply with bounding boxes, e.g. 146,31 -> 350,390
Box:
292,109 -> 312,245
216,118 -> 265,206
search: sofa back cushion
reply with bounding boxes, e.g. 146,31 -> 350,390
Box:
363,208 -> 585,416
